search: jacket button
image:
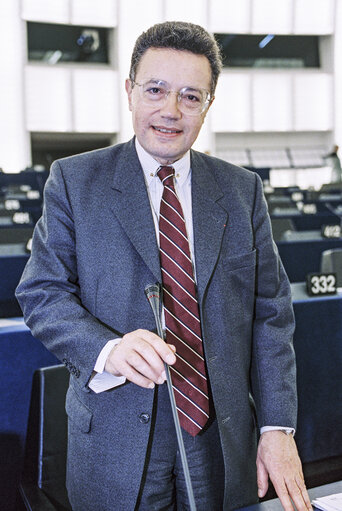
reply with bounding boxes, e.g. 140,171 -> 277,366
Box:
139,413 -> 150,424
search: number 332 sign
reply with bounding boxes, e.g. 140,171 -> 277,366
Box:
306,273 -> 337,296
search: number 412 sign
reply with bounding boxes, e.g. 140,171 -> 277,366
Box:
306,273 -> 337,296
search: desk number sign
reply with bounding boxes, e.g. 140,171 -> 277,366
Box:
306,272 -> 337,296
321,224 -> 342,239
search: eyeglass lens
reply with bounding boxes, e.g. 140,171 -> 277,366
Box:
137,80 -> 209,114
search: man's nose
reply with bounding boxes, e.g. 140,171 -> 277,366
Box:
159,91 -> 182,118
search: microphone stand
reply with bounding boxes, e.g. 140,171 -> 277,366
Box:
145,283 -> 197,511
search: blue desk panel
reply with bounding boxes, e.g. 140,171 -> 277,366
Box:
0,319 -> 58,511
277,237 -> 342,282
292,284 -> 342,463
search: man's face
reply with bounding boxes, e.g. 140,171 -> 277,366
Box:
126,48 -> 213,165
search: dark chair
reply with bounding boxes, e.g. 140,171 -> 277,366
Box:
19,365 -> 72,511
270,217 -> 296,242
320,248 -> 342,287
0,226 -> 34,244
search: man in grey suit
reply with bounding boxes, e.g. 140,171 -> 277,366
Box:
16,21 -> 312,511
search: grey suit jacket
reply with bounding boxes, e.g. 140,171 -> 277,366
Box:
16,138 -> 297,511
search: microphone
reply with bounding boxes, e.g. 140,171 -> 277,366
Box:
144,284 -> 163,337
145,283 -> 197,511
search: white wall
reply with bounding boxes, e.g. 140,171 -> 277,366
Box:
1,0 -> 340,171
334,0 -> 342,150
0,0 -> 29,172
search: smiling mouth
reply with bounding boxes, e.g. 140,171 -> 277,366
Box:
152,126 -> 182,134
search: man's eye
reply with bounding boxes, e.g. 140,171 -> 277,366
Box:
183,94 -> 200,102
146,87 -> 163,95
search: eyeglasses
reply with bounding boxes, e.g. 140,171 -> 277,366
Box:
131,79 -> 212,116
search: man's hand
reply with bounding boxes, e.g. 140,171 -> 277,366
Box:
104,329 -> 176,389
256,430 -> 312,511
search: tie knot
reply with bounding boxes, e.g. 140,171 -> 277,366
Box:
157,166 -> 175,186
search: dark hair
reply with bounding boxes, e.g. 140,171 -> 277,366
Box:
129,21 -> 222,96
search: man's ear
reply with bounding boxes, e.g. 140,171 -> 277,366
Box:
208,96 -> 215,111
202,96 -> 215,123
125,79 -> 133,111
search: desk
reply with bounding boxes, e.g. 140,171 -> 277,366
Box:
0,169 -> 48,195
292,283 -> 342,463
271,210 -> 340,232
277,236 -> 342,282
236,481 -> 342,510
1,288 -> 341,509
0,319 -> 58,511
282,230 -> 323,241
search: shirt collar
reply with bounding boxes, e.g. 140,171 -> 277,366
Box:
135,138 -> 191,186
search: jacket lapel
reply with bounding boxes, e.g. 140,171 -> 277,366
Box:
109,141 -> 228,294
110,139 -> 161,282
191,151 -> 228,305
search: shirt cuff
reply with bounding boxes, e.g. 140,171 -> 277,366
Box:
88,339 -> 126,394
260,426 -> 295,436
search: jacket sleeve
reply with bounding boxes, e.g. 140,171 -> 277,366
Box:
16,161 -> 119,390
250,173 -> 297,429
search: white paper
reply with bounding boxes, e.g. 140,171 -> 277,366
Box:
312,493 -> 342,511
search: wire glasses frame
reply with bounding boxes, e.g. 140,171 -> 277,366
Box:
131,79 -> 212,116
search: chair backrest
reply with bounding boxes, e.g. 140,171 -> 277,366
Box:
0,226 -> 33,244
21,365 -> 71,510
271,217 -> 296,242
320,248 -> 342,287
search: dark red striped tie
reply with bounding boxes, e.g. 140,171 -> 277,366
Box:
158,165 -> 209,436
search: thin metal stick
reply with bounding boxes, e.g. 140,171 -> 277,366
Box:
145,284 -> 197,511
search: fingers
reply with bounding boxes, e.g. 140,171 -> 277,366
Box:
270,474 -> 311,511
110,356 -> 161,389
286,476 -> 312,511
296,478 -> 312,511
271,480 -> 294,511
256,457 -> 269,498
105,329 -> 177,389
270,474 -> 312,511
